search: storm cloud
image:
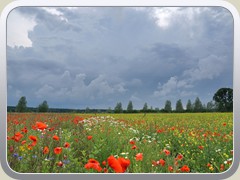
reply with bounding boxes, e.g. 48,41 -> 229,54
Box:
7,7 -> 233,109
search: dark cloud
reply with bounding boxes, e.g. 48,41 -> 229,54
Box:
7,7 -> 233,109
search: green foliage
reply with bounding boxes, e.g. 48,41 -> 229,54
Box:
193,97 -> 203,112
38,100 -> 49,112
114,102 -> 123,113
186,99 -> 193,112
175,99 -> 184,112
213,88 -> 233,112
142,102 -> 148,113
127,101 -> 133,113
16,96 -> 27,112
164,100 -> 172,113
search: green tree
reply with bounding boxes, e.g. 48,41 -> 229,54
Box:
193,97 -> 203,112
16,96 -> 27,112
175,99 -> 184,112
85,107 -> 90,113
127,101 -> 133,113
38,100 -> 49,112
142,102 -> 148,112
186,99 -> 193,112
206,101 -> 216,112
164,100 -> 172,113
114,102 -> 123,113
213,88 -> 233,112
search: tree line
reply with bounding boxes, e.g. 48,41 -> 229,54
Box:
9,87 -> 233,113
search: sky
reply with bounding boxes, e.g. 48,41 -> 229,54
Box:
7,7 -> 233,110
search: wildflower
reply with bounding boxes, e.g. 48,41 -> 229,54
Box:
198,145 -> 204,150
163,149 -> 170,156
102,161 -> 106,166
177,154 -> 183,161
36,122 -> 48,130
53,135 -> 60,141
223,122 -> 227,126
168,166 -> 174,172
87,136 -> 93,140
107,155 -> 130,173
84,159 -> 102,172
131,145 -> 137,150
54,147 -> 62,155
9,146 -> 14,153
135,153 -> 143,161
64,142 -> 70,148
18,156 -> 23,161
43,146 -> 49,154
29,135 -> 37,142
180,165 -> 190,172
12,132 -> 23,142
220,164 -> 224,171
57,161 -> 63,167
21,140 -> 27,145
129,140 -> 135,145
63,159 -> 70,164
159,159 -> 165,166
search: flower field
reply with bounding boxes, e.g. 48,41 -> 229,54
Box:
7,113 -> 233,173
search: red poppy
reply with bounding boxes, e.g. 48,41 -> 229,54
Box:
159,159 -> 165,166
177,154 -> 183,160
43,146 -> 49,154
87,136 -> 93,140
54,147 -> 62,154
53,135 -> 59,141
21,140 -> 26,145
181,165 -> 190,172
29,135 -> 37,142
64,142 -> 70,148
31,141 -> 37,146
102,161 -> 107,166
57,161 -> 63,167
135,153 -> 143,161
131,145 -> 137,150
168,166 -> 174,172
220,164 -> 224,171
129,140 -> 135,145
107,155 -> 130,173
36,122 -> 48,130
223,122 -> 227,126
21,127 -> 28,133
84,159 -> 102,172
164,149 -> 170,156
12,132 -> 23,142
198,145 -> 204,150
117,157 -> 131,172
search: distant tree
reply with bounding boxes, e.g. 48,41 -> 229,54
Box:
213,88 -> 233,112
164,100 -> 172,113
114,102 -> 123,113
206,101 -> 216,112
186,99 -> 193,112
155,107 -> 160,112
193,97 -> 203,112
16,96 -> 27,112
85,107 -> 90,113
142,102 -> 148,112
176,99 -> 184,112
127,101 -> 133,113
107,107 -> 113,113
38,100 -> 49,112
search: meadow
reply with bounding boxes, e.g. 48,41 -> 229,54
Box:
7,112 -> 233,173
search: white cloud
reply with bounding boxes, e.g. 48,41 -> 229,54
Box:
7,10 -> 36,47
41,7 -> 68,22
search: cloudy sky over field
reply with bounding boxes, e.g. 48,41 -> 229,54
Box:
7,7 -> 233,109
